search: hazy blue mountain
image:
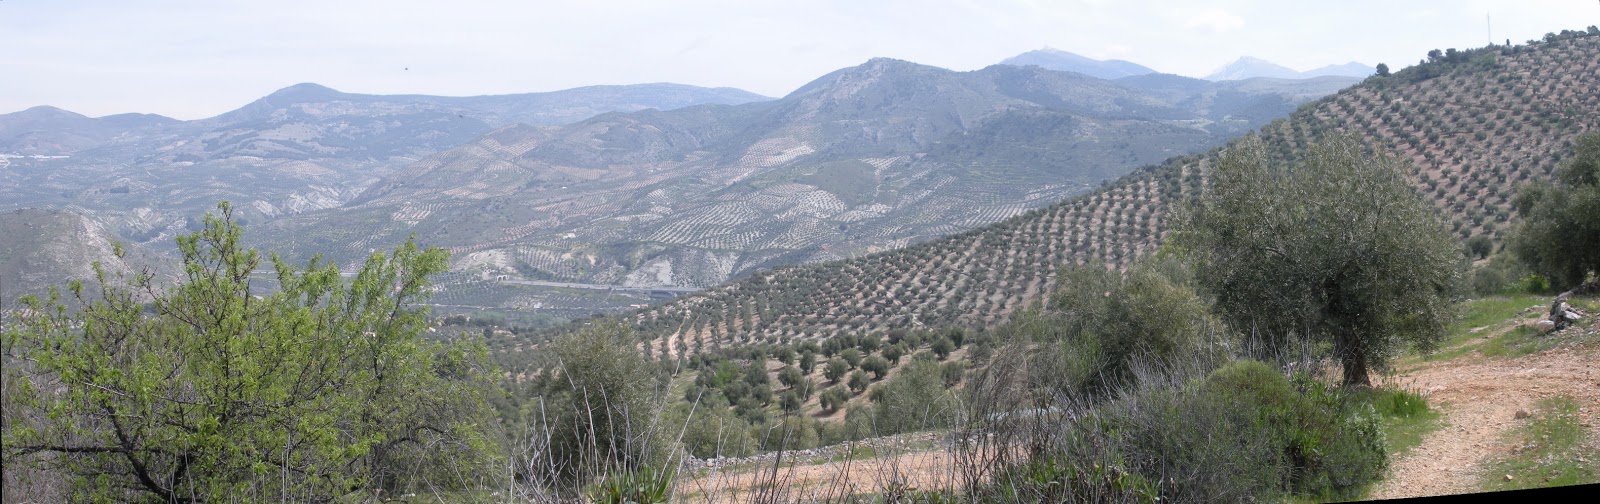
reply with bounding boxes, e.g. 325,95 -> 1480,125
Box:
0,106 -> 179,155
999,48 -> 1157,79
1303,62 -> 1374,78
1205,57 -> 1373,81
1204,56 -> 1303,80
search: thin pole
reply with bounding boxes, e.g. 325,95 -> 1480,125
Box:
1487,13 -> 1492,46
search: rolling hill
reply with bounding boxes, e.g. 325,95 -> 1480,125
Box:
499,32 -> 1600,367
249,58 -> 1359,315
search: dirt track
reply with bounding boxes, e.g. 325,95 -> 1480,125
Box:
1369,330 -> 1600,499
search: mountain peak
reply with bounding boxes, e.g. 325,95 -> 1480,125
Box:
1204,56 -> 1302,81
266,82 -> 344,100
7,105 -> 88,120
998,49 -> 1156,80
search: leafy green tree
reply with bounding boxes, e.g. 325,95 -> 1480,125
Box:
819,387 -> 850,414
931,337 -> 955,360
840,348 -> 864,368
798,350 -> 817,375
1466,235 -> 1493,260
848,370 -> 871,394
860,355 -> 891,380
777,366 -> 804,389
824,358 -> 849,383
1510,132 -> 1600,289
1178,135 -> 1464,387
1,203 -> 502,501
780,391 -> 803,413
1375,63 -> 1390,77
743,358 -> 770,388
881,343 -> 905,364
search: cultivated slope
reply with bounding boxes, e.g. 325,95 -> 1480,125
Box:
546,34 -> 1600,360
255,58 -> 1354,311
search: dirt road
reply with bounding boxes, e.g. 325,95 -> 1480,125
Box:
1369,332 -> 1599,499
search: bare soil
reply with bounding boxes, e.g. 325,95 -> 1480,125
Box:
1369,326 -> 1600,499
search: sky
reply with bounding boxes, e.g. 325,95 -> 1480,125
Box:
3,0 -> 1597,120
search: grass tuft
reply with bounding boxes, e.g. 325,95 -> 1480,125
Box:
1481,396 -> 1599,491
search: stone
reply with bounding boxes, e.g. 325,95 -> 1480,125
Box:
1535,320 -> 1557,333
1515,409 -> 1532,419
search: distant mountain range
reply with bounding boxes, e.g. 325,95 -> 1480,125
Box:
998,49 -> 1157,80
246,58 -> 1356,314
997,49 -> 1372,82
1,56 -> 1356,310
0,82 -> 772,251
1205,57 -> 1373,81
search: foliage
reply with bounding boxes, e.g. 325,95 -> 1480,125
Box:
0,202 -> 503,501
824,358 -> 849,383
591,465 -> 674,504
1510,132 -> 1600,290
1008,255 -> 1223,397
1178,134 -> 1464,386
986,360 -> 1388,503
1472,252 -> 1541,295
871,360 -> 961,436
521,320 -> 667,487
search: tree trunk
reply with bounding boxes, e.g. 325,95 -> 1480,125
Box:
1340,340 -> 1372,388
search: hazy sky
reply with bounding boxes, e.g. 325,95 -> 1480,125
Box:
3,0 -> 1597,119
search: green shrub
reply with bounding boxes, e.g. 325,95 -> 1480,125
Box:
984,360 -> 1388,502
590,465 -> 674,504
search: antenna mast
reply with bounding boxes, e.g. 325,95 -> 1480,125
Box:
1487,13 -> 1492,46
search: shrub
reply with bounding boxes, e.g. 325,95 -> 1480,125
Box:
872,360 -> 961,436
984,360 -> 1388,502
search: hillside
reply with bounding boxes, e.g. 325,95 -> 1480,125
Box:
0,82 -> 772,251
509,34 -> 1600,364
0,209 -> 162,301
251,58 -> 1356,315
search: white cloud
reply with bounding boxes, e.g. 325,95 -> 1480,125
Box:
1185,9 -> 1246,33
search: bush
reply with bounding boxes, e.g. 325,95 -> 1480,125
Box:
675,401 -> 756,459
872,360 -> 961,436
985,360 -> 1388,502
940,361 -> 965,387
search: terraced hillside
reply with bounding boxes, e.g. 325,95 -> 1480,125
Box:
542,32 -> 1600,361
254,58 -> 1356,310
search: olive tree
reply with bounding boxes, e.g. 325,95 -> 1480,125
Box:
1177,135 -> 1464,387
1,202 -> 503,502
1510,132 -> 1600,290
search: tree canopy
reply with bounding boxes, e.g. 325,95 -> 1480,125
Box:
1510,132 -> 1600,290
1,202 -> 502,501
1177,135 -> 1464,387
